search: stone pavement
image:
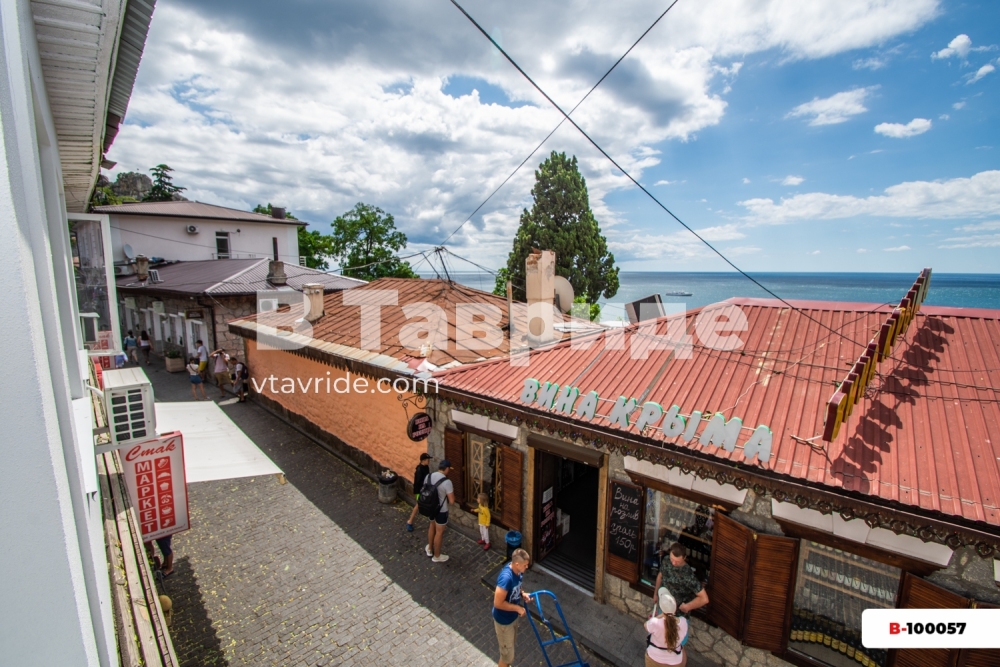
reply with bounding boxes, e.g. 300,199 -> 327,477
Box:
143,360 -> 608,666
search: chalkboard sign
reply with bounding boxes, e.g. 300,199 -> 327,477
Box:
607,481 -> 642,563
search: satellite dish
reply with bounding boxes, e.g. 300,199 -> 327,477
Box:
554,275 -> 574,314
123,243 -> 136,260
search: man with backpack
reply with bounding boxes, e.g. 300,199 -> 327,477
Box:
420,460 -> 455,563
405,453 -> 431,532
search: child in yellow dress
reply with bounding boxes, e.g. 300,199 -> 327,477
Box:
475,492 -> 491,551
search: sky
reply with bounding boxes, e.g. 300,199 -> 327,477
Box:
107,0 -> 1000,273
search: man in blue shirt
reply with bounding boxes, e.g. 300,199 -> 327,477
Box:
492,548 -> 533,667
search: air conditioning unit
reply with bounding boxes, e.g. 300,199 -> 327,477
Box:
148,269 -> 162,283
114,264 -> 136,276
186,224 -> 199,234
101,367 -> 156,447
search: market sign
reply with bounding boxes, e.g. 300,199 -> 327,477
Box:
120,432 -> 190,541
517,378 -> 773,463
406,412 -> 433,441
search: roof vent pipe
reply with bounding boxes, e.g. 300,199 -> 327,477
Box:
302,283 -> 324,322
525,249 -> 556,345
135,254 -> 149,282
267,260 -> 287,286
271,206 -> 286,219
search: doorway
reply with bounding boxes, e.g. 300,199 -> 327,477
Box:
534,450 -> 599,593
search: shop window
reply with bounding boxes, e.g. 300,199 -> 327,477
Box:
465,432 -> 498,514
789,541 -> 900,667
640,488 -> 715,588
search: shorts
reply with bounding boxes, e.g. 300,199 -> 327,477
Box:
155,535 -> 173,557
434,512 -> 449,526
494,619 -> 517,664
190,375 -> 202,384
198,361 -> 208,371
215,371 -> 231,386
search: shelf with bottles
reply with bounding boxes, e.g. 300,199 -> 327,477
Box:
800,542 -> 899,607
790,608 -> 887,667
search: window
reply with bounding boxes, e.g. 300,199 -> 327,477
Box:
640,488 -> 715,588
465,432 -> 498,515
789,541 -> 900,667
216,232 -> 230,259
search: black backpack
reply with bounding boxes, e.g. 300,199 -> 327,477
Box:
418,474 -> 447,519
239,363 -> 249,380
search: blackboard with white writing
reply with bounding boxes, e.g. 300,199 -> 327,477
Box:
607,481 -> 642,563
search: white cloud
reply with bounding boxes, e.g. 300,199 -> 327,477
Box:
939,114 -> 949,120
953,101 -> 966,109
740,170 -> 1000,222
782,175 -> 805,186
933,34 -> 972,59
742,177 -> 750,184
967,64 -> 995,84
955,220 -> 1000,232
810,250 -> 821,255
106,0 -> 945,266
654,180 -> 675,186
940,221 -> 1000,248
857,248 -> 868,253
852,57 -> 886,71
874,118 -> 931,138
786,87 -> 875,126
883,245 -> 911,251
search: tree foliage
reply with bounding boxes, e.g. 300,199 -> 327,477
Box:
330,203 -> 417,281
503,151 -> 619,303
143,164 -> 186,202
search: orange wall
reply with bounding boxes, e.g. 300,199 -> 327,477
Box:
245,339 -> 424,477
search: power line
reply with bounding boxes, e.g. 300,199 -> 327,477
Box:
449,0 -> 873,351
439,0 -> 682,246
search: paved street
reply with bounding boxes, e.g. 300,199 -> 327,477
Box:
147,362 -> 606,666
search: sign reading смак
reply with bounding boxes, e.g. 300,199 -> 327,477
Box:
121,432 -> 190,541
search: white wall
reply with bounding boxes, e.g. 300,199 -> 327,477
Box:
110,214 -> 300,264
0,2 -> 115,664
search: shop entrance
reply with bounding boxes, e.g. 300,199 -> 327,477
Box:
533,450 -> 599,593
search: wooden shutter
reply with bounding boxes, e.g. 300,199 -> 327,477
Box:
444,428 -> 466,506
957,601 -> 998,667
743,533 -> 799,653
889,573 -> 967,667
708,513 -> 754,640
499,445 -> 523,531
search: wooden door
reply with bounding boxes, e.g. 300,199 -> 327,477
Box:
444,428 -> 465,506
743,533 -> 799,653
889,573 -> 967,667
707,513 -> 754,640
498,445 -> 523,531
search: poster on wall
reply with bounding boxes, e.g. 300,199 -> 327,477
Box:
120,432 -> 190,541
607,481 -> 641,563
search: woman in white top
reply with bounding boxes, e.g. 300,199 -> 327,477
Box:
645,588 -> 688,667
187,356 -> 208,400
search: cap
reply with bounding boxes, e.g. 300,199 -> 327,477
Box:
438,459 -> 452,470
657,588 -> 677,615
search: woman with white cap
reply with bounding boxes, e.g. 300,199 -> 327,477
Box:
645,588 -> 688,666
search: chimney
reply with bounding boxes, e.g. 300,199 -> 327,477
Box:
525,249 -> 556,344
271,206 -> 286,219
267,260 -> 287,286
135,254 -> 149,282
302,283 -> 324,322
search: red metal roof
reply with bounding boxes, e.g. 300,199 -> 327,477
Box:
436,297 -> 1000,528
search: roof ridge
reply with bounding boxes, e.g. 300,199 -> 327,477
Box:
206,258 -> 268,293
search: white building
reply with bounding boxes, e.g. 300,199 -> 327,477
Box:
93,200 -> 305,269
1,0 -> 168,665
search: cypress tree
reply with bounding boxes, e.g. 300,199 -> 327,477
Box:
503,151 -> 619,303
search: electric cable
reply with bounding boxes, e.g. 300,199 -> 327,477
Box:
439,0 -> 682,246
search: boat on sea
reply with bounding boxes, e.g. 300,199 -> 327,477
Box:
664,290 -> 693,297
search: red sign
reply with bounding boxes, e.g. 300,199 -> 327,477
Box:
121,432 -> 190,541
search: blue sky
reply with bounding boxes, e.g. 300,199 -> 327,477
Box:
108,0 -> 999,273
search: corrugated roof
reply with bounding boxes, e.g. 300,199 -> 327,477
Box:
117,259 -> 361,295
231,277 -> 596,367
93,201 -> 307,225
435,297 -> 1000,529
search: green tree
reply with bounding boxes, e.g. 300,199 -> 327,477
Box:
254,203 -> 337,271
143,164 -> 186,202
330,203 -> 417,281
503,151 -> 618,303
492,267 -> 511,296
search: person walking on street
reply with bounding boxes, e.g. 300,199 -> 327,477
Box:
123,330 -> 138,364
405,453 -> 431,532
653,543 -> 709,618
492,548 -> 533,667
196,340 -> 209,379
232,356 -> 249,402
424,460 -> 455,563
645,589 -> 688,667
139,330 -> 151,365
145,535 -> 175,577
475,492 -> 491,551
186,356 -> 208,400
211,349 -> 231,399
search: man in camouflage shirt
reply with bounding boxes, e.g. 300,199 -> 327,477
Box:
654,542 -> 709,618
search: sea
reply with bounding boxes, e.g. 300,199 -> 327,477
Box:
423,271 -> 1000,320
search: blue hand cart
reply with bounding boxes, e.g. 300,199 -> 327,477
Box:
524,590 -> 590,667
